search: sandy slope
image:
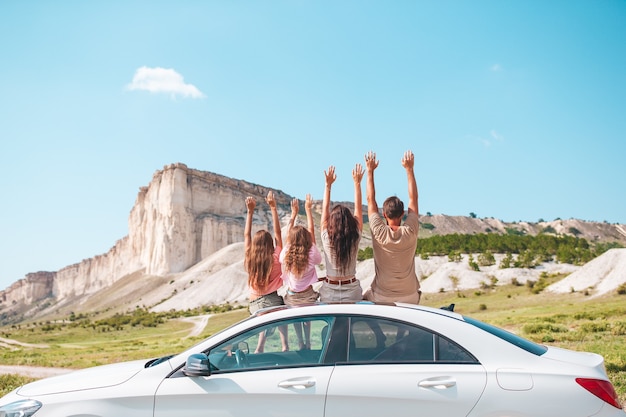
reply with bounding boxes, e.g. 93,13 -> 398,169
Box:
148,245 -> 626,312
546,248 -> 626,297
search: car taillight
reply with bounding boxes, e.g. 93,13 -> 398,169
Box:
576,378 -> 622,409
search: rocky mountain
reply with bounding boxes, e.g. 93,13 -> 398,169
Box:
1,163 -> 625,324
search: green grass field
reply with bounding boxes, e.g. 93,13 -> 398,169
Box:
2,285 -> 625,405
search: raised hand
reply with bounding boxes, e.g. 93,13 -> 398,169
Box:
265,190 -> 276,208
352,163 -> 364,183
365,151 -> 379,172
290,197 -> 299,217
245,196 -> 256,211
324,166 -> 336,187
401,150 -> 414,170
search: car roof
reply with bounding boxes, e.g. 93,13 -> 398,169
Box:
251,301 -> 464,321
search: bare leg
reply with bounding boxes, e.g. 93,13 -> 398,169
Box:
303,321 -> 311,349
278,325 -> 289,351
255,330 -> 267,354
293,322 -> 305,350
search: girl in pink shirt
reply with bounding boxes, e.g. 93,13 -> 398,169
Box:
244,191 -> 288,352
280,195 -> 321,349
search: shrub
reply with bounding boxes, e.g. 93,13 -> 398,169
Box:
478,250 -> 495,266
579,321 -> 609,333
358,247 -> 373,261
611,321 -> 626,336
522,323 -> 568,334
468,254 -> 480,271
569,227 -> 582,236
500,253 -> 513,269
421,222 -> 435,230
448,251 -> 462,263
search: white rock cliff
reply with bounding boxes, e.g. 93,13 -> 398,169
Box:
0,163 -> 291,322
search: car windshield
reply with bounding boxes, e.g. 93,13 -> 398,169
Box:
463,316 -> 548,356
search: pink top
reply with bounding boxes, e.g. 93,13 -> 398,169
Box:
249,246 -> 284,299
280,245 -> 322,292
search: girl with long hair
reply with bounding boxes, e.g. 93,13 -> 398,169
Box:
319,164 -> 364,302
280,195 -> 321,349
244,191 -> 288,352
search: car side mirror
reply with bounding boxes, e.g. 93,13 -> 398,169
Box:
183,353 -> 211,377
237,341 -> 249,354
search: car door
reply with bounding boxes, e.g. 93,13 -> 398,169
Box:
324,316 -> 487,417
154,316 -> 335,417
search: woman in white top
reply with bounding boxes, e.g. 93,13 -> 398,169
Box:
319,164 -> 364,303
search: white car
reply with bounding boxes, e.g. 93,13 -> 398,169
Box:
1,302 -> 624,417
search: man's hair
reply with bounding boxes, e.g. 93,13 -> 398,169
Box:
383,196 -> 404,220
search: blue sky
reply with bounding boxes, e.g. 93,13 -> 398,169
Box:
1,1 -> 625,290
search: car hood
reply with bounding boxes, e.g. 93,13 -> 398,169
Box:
17,359 -> 147,397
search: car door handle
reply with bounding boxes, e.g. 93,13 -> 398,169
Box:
278,378 -> 316,389
418,377 -> 456,389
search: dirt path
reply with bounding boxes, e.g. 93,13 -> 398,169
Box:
180,314 -> 211,338
0,337 -> 48,350
0,365 -> 72,378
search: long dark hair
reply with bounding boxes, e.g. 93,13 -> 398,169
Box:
327,205 -> 360,275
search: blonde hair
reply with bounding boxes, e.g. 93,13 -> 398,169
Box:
283,226 -> 312,278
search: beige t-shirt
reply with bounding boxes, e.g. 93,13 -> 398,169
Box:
368,210 -> 420,303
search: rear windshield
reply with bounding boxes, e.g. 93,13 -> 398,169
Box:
463,316 -> 548,356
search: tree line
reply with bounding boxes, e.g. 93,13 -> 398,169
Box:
358,232 -> 623,267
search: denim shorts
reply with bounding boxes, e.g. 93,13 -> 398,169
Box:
248,291 -> 285,314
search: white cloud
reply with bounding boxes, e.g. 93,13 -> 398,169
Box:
473,130 -> 504,148
490,63 -> 502,72
126,66 -> 205,99
490,129 -> 504,141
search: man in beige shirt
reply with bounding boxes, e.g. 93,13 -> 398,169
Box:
363,150 -> 421,304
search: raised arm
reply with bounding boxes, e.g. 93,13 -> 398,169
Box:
321,166 -> 336,231
365,151 -> 380,217
401,150 -> 418,215
244,196 -> 256,253
265,190 -> 283,248
305,193 -> 316,244
352,163 -> 364,231
286,197 -> 299,245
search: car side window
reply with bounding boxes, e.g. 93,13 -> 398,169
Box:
348,316 -> 477,364
208,317 -> 334,373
